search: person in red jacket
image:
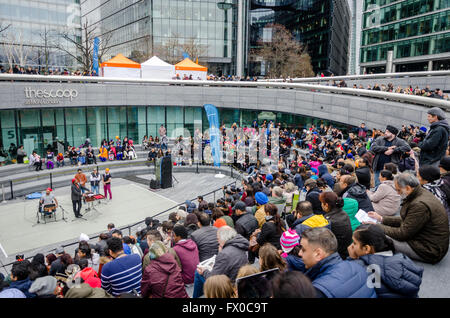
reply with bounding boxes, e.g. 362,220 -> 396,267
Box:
140,241 -> 188,298
172,226 -> 199,285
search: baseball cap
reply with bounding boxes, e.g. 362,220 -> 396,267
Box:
46,188 -> 52,192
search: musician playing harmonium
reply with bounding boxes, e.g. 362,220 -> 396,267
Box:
39,188 -> 58,214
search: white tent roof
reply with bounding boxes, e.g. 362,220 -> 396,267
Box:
141,56 -> 173,68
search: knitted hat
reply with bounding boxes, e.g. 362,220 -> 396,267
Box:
265,174 -> 273,181
255,192 -> 269,205
311,168 -> 318,175
419,126 -> 427,133
148,241 -> 168,260
213,218 -> 227,228
386,125 -> 398,136
427,107 -> 446,120
304,178 -> 317,187
233,201 -> 247,212
29,276 -> 57,296
280,229 -> 300,254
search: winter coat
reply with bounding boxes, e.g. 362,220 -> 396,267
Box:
423,181 -> 450,218
65,283 -> 113,298
8,278 -> 35,298
351,251 -> 423,298
342,183 -> 374,213
324,208 -> 353,259
142,248 -> 181,271
71,183 -> 82,201
305,253 -> 377,298
381,186 -> 450,264
342,198 -> 361,232
283,253 -> 306,272
203,234 -> 249,283
419,120 -> 450,165
172,239 -> 199,284
257,220 -> 282,249
306,187 -> 324,214
235,212 -> 259,240
291,214 -> 330,237
355,166 -> 372,191
190,226 -> 219,262
367,180 -> 401,217
370,136 -> 411,171
318,165 -> 335,189
254,206 -> 267,228
185,223 -> 199,239
141,253 -> 188,298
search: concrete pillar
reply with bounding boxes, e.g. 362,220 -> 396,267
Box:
428,60 -> 433,71
386,50 -> 394,73
95,108 -> 101,147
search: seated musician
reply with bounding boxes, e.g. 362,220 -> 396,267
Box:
39,188 -> 58,214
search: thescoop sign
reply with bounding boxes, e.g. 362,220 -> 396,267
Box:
24,87 -> 78,105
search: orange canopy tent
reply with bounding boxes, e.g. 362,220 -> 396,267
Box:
100,53 -> 141,78
175,58 -> 207,80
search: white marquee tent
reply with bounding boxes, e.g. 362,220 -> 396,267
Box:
141,56 -> 175,80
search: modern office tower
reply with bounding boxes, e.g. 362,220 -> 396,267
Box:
348,0 -> 363,75
360,0 -> 450,74
0,0 -> 82,72
81,0 -> 242,76
248,0 -> 351,76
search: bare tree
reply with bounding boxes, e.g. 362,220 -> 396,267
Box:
153,33 -> 181,65
182,37 -> 207,63
36,27 -> 53,73
1,29 -> 34,69
53,18 -> 113,73
0,21 -> 11,35
250,24 -> 314,78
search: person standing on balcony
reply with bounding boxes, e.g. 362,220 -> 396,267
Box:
159,124 -> 166,138
419,107 -> 450,167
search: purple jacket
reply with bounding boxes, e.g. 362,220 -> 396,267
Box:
141,253 -> 188,298
173,239 -> 199,284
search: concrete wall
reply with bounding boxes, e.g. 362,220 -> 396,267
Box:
0,81 -> 447,130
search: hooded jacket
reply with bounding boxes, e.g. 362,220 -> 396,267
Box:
324,208 -> 353,259
351,251 -> 423,298
203,234 -> 249,283
355,166 -> 372,191
306,252 -> 377,298
381,186 -> 450,264
235,212 -> 259,240
419,119 -> 450,165
367,180 -> 401,217
185,200 -> 197,213
141,253 -> 188,298
8,278 -> 35,298
190,226 -> 219,262
342,198 -> 361,231
291,214 -> 330,237
342,183 -> 374,213
318,165 -> 335,189
306,186 -> 324,214
172,239 -> 199,284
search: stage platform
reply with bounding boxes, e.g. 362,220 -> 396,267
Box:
0,172 -> 236,270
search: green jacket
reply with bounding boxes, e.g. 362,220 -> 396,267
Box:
343,198 -> 361,232
65,283 -> 113,298
381,186 -> 449,264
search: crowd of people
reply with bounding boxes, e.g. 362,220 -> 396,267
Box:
0,65 -> 99,77
1,105 -> 450,299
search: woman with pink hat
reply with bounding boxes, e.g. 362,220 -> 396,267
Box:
280,229 -> 305,272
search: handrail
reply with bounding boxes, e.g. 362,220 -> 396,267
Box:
0,74 -> 449,109
266,70 -> 450,83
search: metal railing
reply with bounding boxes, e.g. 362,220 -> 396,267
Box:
267,70 -> 450,82
0,175 -> 240,276
1,73 -> 449,110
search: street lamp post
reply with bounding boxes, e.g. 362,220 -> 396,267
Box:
217,1 -> 234,75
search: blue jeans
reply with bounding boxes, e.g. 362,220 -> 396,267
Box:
91,185 -> 99,194
192,271 -> 206,298
374,170 -> 381,187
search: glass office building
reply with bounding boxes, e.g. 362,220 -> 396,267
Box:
81,0 -> 239,75
249,0 -> 351,76
360,0 -> 450,73
0,106 -> 350,156
0,0 -> 81,71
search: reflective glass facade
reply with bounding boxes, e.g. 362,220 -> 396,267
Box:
249,0 -> 350,76
81,0 -> 238,75
360,0 -> 450,72
0,0 -> 81,70
0,106 -> 350,156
